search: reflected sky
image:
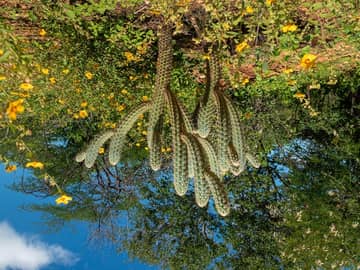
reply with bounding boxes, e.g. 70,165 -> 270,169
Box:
0,164 -> 159,270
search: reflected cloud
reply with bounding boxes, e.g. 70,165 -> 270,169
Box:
0,221 -> 79,270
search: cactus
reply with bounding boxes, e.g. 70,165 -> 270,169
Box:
181,133 -> 210,208
204,170 -> 230,217
213,90 -> 231,173
149,115 -> 163,171
147,24 -> 173,151
75,131 -> 115,168
164,88 -> 189,196
245,152 -> 260,169
223,95 -> 245,167
109,103 -> 151,166
195,55 -> 220,138
197,136 -> 221,178
74,25 -> 263,217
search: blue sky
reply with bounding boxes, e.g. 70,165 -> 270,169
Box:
0,164 -> 159,270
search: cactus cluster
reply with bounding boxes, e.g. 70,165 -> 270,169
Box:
75,25 -> 259,217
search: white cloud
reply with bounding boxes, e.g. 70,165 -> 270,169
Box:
0,221 -> 79,270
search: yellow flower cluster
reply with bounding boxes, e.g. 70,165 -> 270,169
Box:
25,161 -> 44,169
235,41 -> 249,54
6,99 -> 25,120
293,92 -> 319,117
282,24 -> 297,33
124,52 -> 140,62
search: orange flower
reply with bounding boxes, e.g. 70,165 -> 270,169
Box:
25,161 -> 44,169
5,164 -> 17,173
6,99 -> 25,120
49,77 -> 56,84
142,96 -> 149,102
300,53 -> 317,69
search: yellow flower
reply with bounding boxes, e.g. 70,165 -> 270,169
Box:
283,68 -> 294,74
161,147 -> 166,153
293,92 -> 306,100
222,22 -> 231,31
266,0 -> 275,5
85,71 -> 93,79
142,96 -> 149,102
58,99 -> 65,105
282,24 -> 297,33
55,194 -> 72,205
25,161 -> 44,169
166,147 -> 172,152
235,41 -> 250,53
121,89 -> 128,95
0,49 -> 3,56
19,83 -> 33,91
41,68 -> 49,75
6,99 -> 25,120
5,164 -> 17,173
141,130 -> 147,136
80,101 -> 88,108
136,44 -> 148,55
49,77 -> 56,84
0,75 -> 6,81
245,6 -> 254,14
242,78 -> 250,85
117,104 -> 126,112
124,51 -> 139,62
98,147 -> 105,154
300,53 -> 317,69
288,80 -> 297,86
73,113 -> 79,119
79,110 -> 88,119
39,29 -> 47,36
144,146 -> 149,151
62,69 -> 70,74
135,143 -> 141,147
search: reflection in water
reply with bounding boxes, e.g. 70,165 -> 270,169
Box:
75,26 -> 259,217
1,15 -> 359,270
